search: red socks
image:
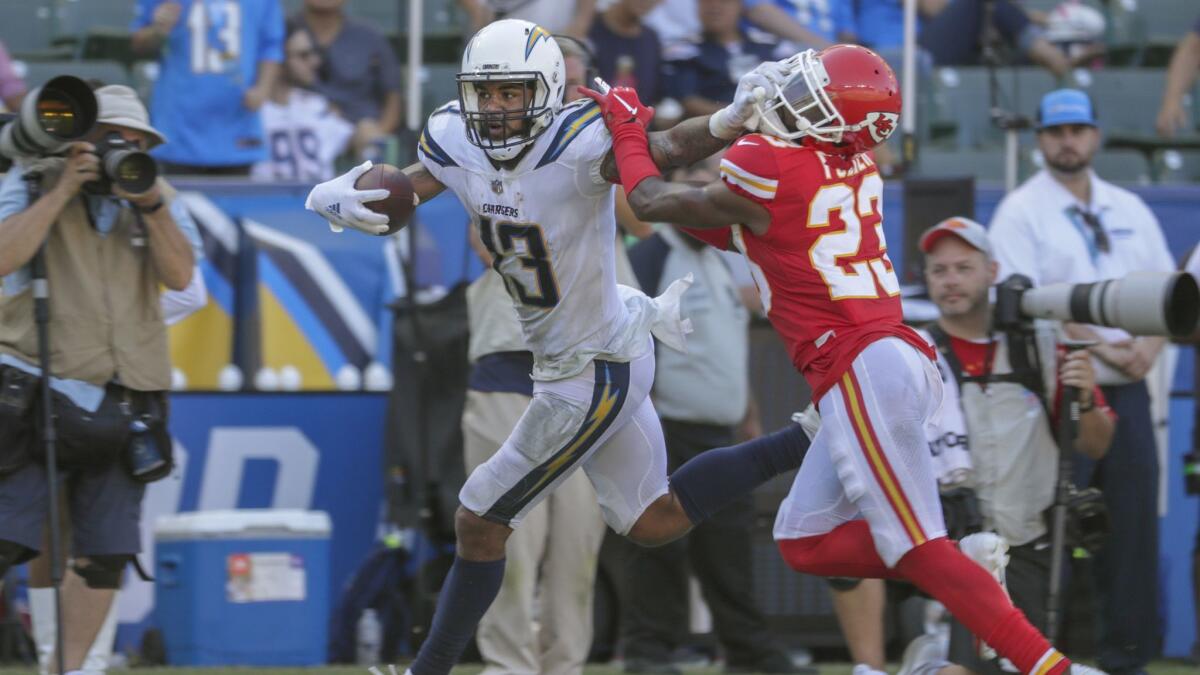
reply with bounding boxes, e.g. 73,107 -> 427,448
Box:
778,524 -> 1071,675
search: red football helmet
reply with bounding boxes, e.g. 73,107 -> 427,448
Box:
755,45 -> 901,155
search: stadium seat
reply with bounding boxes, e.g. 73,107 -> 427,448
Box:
1080,69 -> 1167,136
1089,149 -> 1152,185
0,0 -> 57,56
928,67 -> 1055,149
15,59 -> 130,90
53,0 -> 135,37
913,148 -> 1011,184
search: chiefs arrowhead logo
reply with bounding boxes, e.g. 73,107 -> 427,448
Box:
864,112 -> 899,143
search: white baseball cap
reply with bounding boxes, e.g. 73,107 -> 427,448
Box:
95,85 -> 167,148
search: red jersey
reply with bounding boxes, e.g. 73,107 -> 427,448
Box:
707,134 -> 934,401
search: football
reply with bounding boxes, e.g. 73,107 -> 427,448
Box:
354,164 -> 418,236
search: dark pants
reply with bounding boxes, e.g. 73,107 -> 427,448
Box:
949,540 -> 1054,672
919,0 -> 1033,66
1072,381 -> 1161,673
621,418 -> 779,667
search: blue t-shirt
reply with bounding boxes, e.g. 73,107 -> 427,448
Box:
133,0 -> 285,167
667,35 -> 777,104
853,0 -> 906,50
744,0 -> 857,43
589,21 -> 665,105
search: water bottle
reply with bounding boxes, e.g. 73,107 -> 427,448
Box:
356,608 -> 382,665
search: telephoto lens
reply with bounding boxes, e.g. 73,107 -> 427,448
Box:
87,131 -> 158,195
0,75 -> 97,160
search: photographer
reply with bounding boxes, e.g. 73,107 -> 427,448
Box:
0,85 -> 198,675
831,218 -> 1115,675
988,89 -> 1177,675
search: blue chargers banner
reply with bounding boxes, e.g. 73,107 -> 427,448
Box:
115,392 -> 388,653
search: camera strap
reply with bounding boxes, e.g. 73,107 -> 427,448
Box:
927,324 -> 1051,418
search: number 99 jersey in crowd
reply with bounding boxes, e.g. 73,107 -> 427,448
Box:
713,134 -> 934,401
418,98 -> 662,381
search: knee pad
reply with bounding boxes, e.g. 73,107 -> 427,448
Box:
72,555 -> 131,589
0,539 -> 34,577
828,576 -> 863,592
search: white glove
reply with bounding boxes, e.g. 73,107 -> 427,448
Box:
709,59 -> 793,140
791,404 -> 821,441
304,160 -> 391,235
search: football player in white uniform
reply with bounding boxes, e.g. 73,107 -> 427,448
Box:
306,20 -> 811,675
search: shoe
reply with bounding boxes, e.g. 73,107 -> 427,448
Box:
959,532 -> 1011,660
897,634 -> 951,675
724,650 -> 817,674
624,657 -> 682,675
1069,665 -> 1109,675
852,664 -> 887,675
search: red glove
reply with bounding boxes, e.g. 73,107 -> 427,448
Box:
577,85 -> 655,131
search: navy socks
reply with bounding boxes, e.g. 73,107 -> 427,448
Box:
409,556 -> 506,675
669,422 -> 811,524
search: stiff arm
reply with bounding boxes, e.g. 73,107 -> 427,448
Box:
624,174 -> 771,236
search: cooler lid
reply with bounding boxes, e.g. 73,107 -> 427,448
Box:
154,509 -> 332,540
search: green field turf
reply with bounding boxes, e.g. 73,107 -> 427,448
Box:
0,662 -> 1196,675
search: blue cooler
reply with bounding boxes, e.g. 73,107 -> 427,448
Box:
154,509 -> 332,665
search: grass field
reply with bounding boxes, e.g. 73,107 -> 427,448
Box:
0,662 -> 1196,675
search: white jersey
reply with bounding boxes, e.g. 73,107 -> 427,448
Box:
252,90 -> 353,182
419,99 -> 684,380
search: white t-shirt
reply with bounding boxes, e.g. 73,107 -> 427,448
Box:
988,169 -> 1176,354
252,89 -> 354,182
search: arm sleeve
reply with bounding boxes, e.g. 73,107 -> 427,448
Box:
168,196 -> 205,261
719,136 -> 781,207
987,197 -> 1040,284
131,0 -> 160,30
0,167 -> 31,222
258,0 -> 286,63
160,266 -> 208,325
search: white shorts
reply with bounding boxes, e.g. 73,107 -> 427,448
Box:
773,337 -> 948,566
460,346 -> 668,535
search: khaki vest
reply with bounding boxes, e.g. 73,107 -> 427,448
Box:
0,163 -> 171,391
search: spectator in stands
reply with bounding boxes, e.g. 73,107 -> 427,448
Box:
644,0 -> 702,61
1156,14 -> 1200,137
292,0 -> 402,159
667,0 -> 776,118
252,24 -> 352,182
743,0 -> 854,57
459,0 -> 596,38
0,40 -> 26,111
988,89 -> 1177,675
131,0 -> 284,175
590,0 -> 665,106
853,0 -> 1070,78
620,160 -> 803,675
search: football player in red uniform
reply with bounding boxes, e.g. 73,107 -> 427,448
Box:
585,45 -> 1101,675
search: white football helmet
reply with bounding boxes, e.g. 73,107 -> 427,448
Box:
458,19 -> 566,161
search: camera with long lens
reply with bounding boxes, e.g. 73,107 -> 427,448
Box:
0,75 -> 158,194
994,271 -> 1200,338
84,131 -> 157,195
1047,485 -> 1109,554
0,75 -> 97,165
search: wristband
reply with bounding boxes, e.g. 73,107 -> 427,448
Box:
136,199 -> 165,214
610,122 -> 661,194
1078,400 -> 1095,414
708,107 -> 740,140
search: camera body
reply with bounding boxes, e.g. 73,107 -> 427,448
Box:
84,131 -> 158,196
0,75 -> 157,194
1051,485 -> 1110,555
